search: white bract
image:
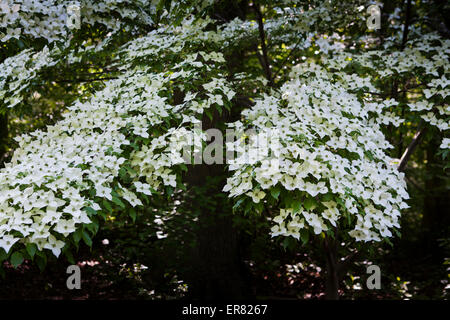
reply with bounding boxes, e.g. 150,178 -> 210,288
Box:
0,0 -> 155,43
224,62 -> 409,242
0,18 -> 235,256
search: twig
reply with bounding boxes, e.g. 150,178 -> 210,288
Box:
272,35 -> 303,82
406,176 -> 425,193
56,77 -> 118,84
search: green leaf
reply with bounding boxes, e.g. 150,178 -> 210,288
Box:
336,197 -> 345,207
36,253 -> 47,272
322,193 -> 333,201
125,165 -> 137,176
223,101 -> 231,112
216,104 -> 223,116
244,200 -> 253,214
205,109 -> 213,122
303,197 -> 316,211
233,198 -> 245,210
86,220 -> 99,235
164,0 -> 172,11
282,236 -> 295,250
346,212 -> 352,225
11,252 -> 24,268
300,229 -> 309,245
103,199 -> 113,213
270,186 -> 281,200
255,201 -> 264,214
97,210 -> 107,219
73,229 -> 82,244
84,206 -> 97,216
293,200 -> 302,213
82,231 -> 93,247
118,167 -> 127,179
129,208 -> 137,223
384,237 -> 393,247
112,196 -> 126,209
0,249 -> 7,263
64,249 -> 75,265
178,182 -> 187,191
365,150 -> 375,161
26,243 -> 37,259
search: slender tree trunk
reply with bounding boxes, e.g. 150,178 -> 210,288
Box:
185,188 -> 251,299
325,257 -> 339,300
323,235 -> 339,300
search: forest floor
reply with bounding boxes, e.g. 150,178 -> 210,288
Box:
1,246 -> 447,300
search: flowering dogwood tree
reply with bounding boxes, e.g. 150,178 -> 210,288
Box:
0,0 -> 448,299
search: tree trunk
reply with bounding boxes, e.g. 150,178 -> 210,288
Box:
183,125 -> 251,300
324,235 -> 339,300
325,259 -> 339,300
180,0 -> 253,300
184,182 -> 251,299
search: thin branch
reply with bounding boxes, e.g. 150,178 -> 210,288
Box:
366,91 -> 385,96
55,77 -> 118,84
397,122 -> 427,172
406,176 -> 425,193
75,71 -> 119,76
253,45 -> 269,78
272,35 -> 303,82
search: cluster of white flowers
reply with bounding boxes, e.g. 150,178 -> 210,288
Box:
0,45 -> 59,109
0,17 -> 236,256
0,0 -> 68,42
0,73 -> 161,256
219,1 -> 362,49
325,33 -> 449,148
81,0 -> 154,31
0,0 -> 155,43
224,61 -> 409,242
